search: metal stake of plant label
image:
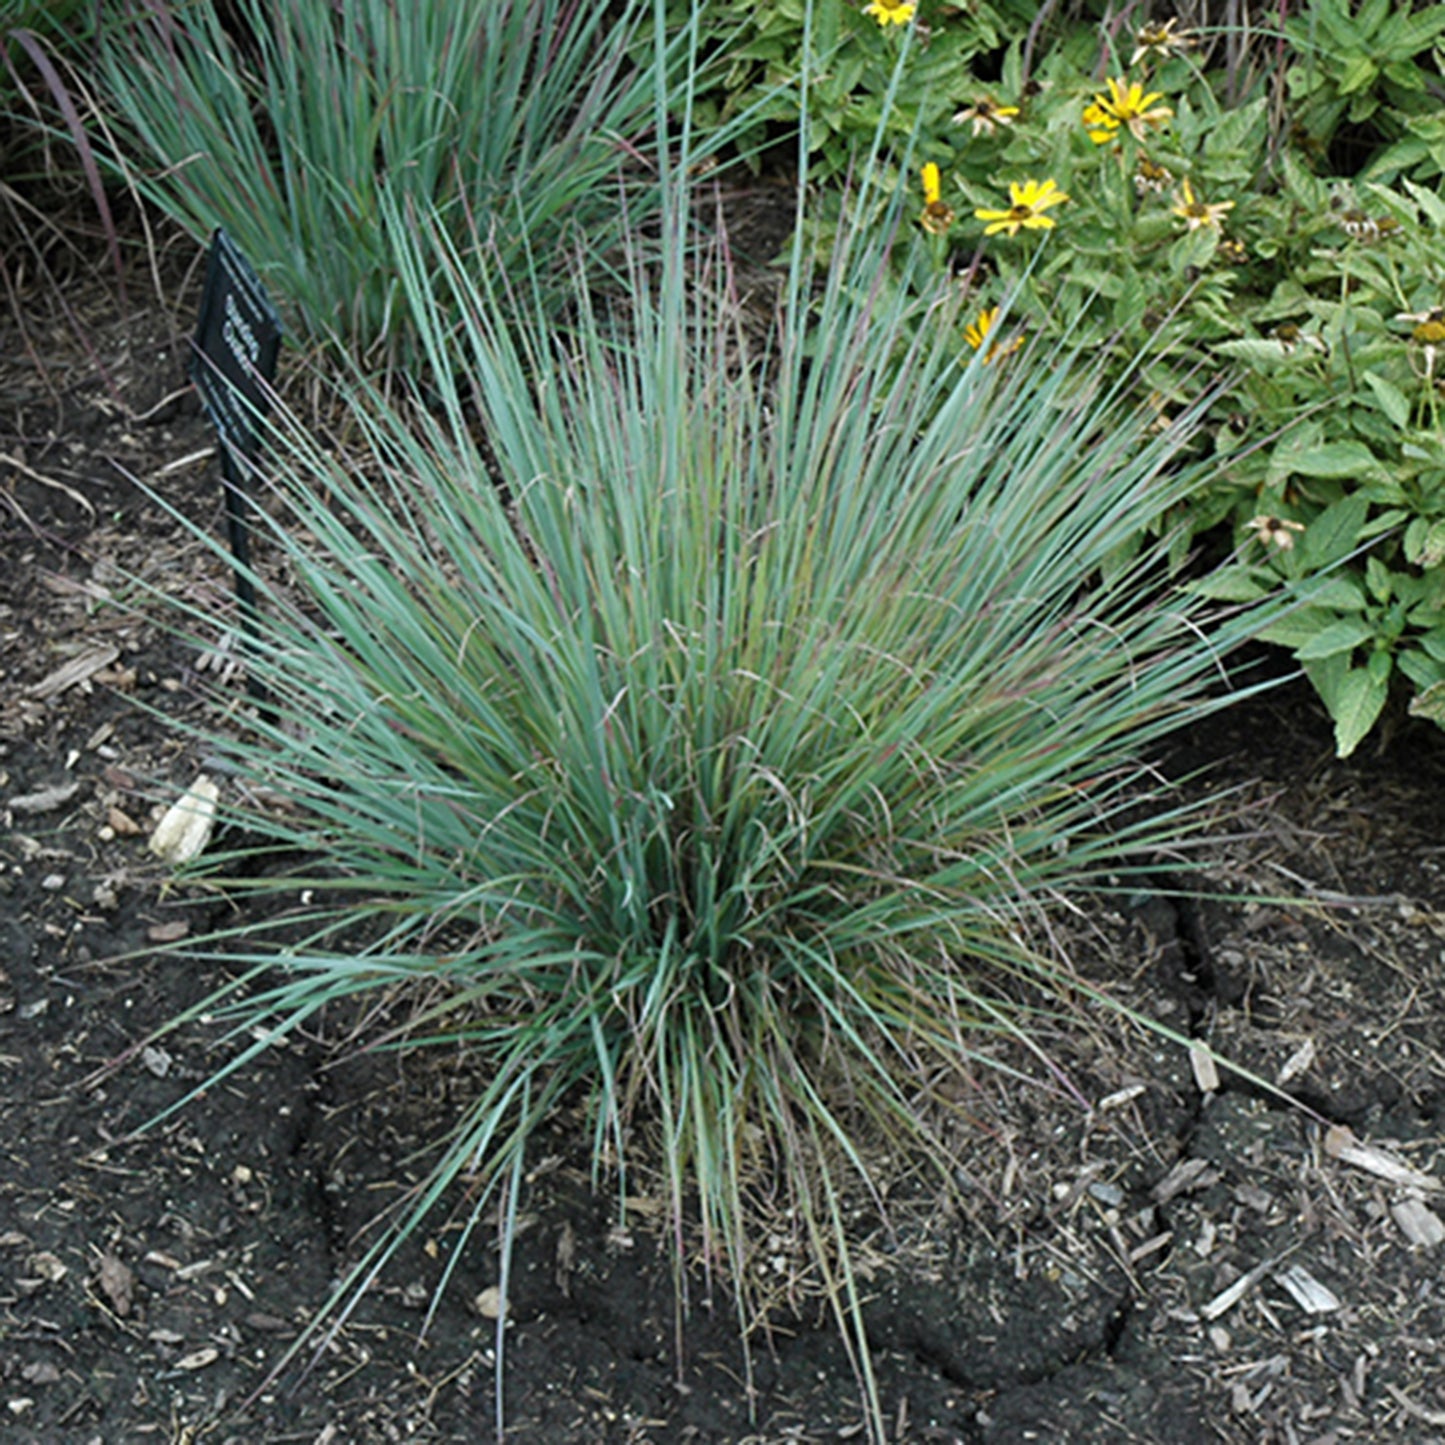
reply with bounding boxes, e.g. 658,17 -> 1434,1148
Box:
188,229 -> 283,715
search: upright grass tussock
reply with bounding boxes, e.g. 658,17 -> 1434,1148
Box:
90,0 -> 712,361
149,187 -> 1276,1436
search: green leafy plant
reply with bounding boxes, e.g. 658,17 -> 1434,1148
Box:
137,171 -> 1277,1438
681,0 -> 1016,181
1191,165 -> 1445,755
724,2 -> 1445,754
1285,0 -> 1445,182
90,0 -> 719,362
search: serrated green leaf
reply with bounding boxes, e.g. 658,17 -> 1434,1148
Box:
1407,518 -> 1445,567
1397,648 -> 1444,689
1397,574 -> 1442,611
1168,225 -> 1219,277
1281,150 -> 1333,213
1417,627 -> 1445,663
1189,570 -> 1270,602
1361,137 -> 1431,181
1295,616 -> 1375,660
1290,440 -> 1385,480
1331,666 -> 1390,757
1404,177 -> 1445,227
1254,278 -> 1312,320
1410,431 -> 1445,461
1338,55 -> 1379,95
1361,507 -> 1409,539
1110,267 -> 1149,331
1356,0 -> 1389,39
1383,60 -> 1426,91
1311,0 -> 1361,48
1305,651 -> 1350,707
1212,338 -> 1307,370
1408,679 -> 1445,724
1395,9 -> 1445,53
1258,606 -> 1338,648
1301,574 -> 1369,611
1364,555 -> 1394,603
1196,563 -> 1277,598
1302,494 -> 1370,569
1362,371 -> 1412,428
1203,94 -> 1268,164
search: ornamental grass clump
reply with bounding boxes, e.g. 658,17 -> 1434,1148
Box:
153,188 -> 1273,1430
91,0 -> 700,362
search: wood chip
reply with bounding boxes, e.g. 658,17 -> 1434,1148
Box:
1200,1252 -> 1286,1320
1275,1262 -> 1340,1314
1386,1382 -> 1445,1427
141,1046 -> 173,1079
1129,1231 -> 1174,1264
554,1220 -> 577,1296
97,1253 -> 135,1316
1275,1037 -> 1316,1085
7,780 -> 83,815
26,645 -> 120,700
1234,1182 -> 1274,1214
107,806 -> 144,836
174,1347 -> 219,1371
1188,1041 -> 1220,1093
1390,1197 -> 1445,1248
26,1252 -> 68,1283
1152,1157 -> 1219,1204
148,777 -> 220,866
1324,1124 -> 1443,1193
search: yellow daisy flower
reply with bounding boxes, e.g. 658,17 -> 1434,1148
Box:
1246,516 -> 1305,551
1130,17 -> 1196,67
1083,77 -> 1173,144
962,306 -> 1023,363
974,178 -> 1069,237
864,0 -> 915,25
1172,179 -> 1235,231
952,96 -> 1021,138
1399,307 -> 1445,383
919,162 -> 956,235
1134,156 -> 1173,195
1340,210 -> 1401,243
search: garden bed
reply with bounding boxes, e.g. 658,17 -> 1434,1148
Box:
3,230 -> 1445,1445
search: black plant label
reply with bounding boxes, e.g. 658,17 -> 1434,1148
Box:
189,229 -> 282,462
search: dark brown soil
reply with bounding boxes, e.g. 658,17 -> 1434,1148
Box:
3,216 -> 1444,1445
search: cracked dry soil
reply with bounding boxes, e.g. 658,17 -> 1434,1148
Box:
3,234 -> 1445,1445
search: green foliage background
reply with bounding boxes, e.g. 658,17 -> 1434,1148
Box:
677,0 -> 1445,755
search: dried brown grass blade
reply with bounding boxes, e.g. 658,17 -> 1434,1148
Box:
7,28 -> 128,311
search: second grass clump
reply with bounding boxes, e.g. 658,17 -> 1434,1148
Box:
162,185 -> 1272,1427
